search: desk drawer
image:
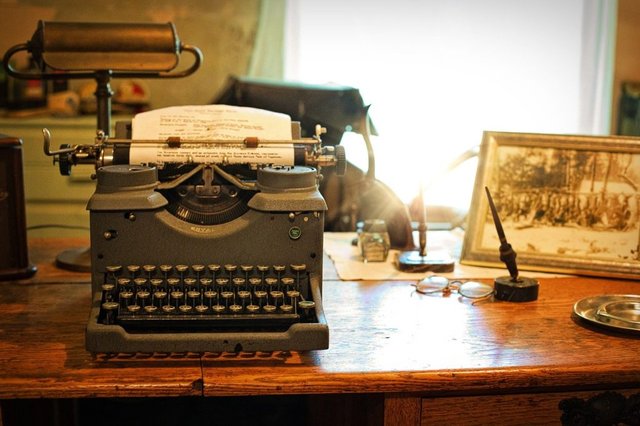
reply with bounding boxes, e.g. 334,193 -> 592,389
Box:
420,389 -> 640,425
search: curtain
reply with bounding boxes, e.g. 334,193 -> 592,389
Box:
579,0 -> 618,135
248,0 -> 287,79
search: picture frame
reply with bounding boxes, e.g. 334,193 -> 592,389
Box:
461,131 -> 640,278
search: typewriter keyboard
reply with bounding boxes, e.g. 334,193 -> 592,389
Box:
97,263 -> 317,331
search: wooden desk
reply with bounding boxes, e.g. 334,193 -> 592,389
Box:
1,238 -> 639,425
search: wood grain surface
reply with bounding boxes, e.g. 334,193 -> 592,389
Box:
0,238 -> 639,401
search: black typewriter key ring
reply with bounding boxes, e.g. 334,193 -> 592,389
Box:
246,277 -> 261,313
192,264 -> 205,279
127,265 -> 141,277
264,278 -> 278,312
101,301 -> 120,324
280,277 -> 295,312
298,299 -> 316,319
142,264 -> 156,277
105,265 -> 122,286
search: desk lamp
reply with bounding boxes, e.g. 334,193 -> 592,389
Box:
3,21 -> 202,271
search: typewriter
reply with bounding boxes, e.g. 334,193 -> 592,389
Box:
42,106 -> 344,354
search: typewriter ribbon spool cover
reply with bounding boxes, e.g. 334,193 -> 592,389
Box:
85,105 -> 331,354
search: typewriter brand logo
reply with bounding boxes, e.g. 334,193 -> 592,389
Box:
189,226 -> 215,234
289,226 -> 302,240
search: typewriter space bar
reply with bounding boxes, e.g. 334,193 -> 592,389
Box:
117,313 -> 301,332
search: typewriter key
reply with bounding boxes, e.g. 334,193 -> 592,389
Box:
232,277 -> 246,287
127,265 -> 141,274
127,304 -> 141,313
101,283 -> 115,292
298,300 -> 315,310
216,278 -> 229,287
199,278 -> 213,287
134,277 -> 147,287
257,265 -> 269,279
106,265 -> 123,273
192,264 -> 205,273
207,264 -> 221,274
162,305 -> 175,313
187,290 -> 200,300
178,304 -> 192,313
184,278 -> 197,287
102,301 -> 119,311
137,290 -> 150,300
120,290 -> 134,300
263,304 -> 276,313
229,304 -> 243,313
238,290 -> 251,300
167,278 -> 180,287
280,304 -> 293,313
144,305 -> 158,314
154,290 -> 167,300
287,290 -> 300,300
211,304 -> 225,313
204,290 -> 217,299
117,278 -> 131,287
195,304 -> 208,313
160,264 -> 173,274
254,290 -> 267,301
290,264 -> 307,272
281,277 -> 295,287
240,265 -> 254,273
271,290 -> 284,300
175,264 -> 189,273
265,278 -> 278,287
150,278 -> 163,288
142,265 -> 156,274
246,304 -> 260,313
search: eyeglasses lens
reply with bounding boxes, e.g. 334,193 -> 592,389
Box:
458,281 -> 494,299
415,276 -> 449,294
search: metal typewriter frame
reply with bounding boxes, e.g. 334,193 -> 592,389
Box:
82,122 -> 336,354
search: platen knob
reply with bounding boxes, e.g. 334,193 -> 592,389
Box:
56,145 -> 73,176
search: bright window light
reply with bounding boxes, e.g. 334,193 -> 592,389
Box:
285,0 -> 614,212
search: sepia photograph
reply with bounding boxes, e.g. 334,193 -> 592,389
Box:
462,131 -> 640,277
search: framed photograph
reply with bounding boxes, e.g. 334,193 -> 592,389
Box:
461,131 -> 640,278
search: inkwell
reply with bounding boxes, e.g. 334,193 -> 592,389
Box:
397,185 -> 454,272
485,187 -> 539,302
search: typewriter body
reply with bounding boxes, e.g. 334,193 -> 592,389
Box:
43,112 -> 344,354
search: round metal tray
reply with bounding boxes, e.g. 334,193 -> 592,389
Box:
573,294 -> 640,334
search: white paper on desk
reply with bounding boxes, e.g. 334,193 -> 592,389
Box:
323,232 -> 569,281
129,105 -> 294,165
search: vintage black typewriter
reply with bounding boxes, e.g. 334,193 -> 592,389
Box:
69,116 -> 342,354
5,21 -> 344,354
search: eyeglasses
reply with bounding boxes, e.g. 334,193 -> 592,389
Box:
413,275 -> 494,303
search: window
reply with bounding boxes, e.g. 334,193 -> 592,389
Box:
285,0 -> 616,213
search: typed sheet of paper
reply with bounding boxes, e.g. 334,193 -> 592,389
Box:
129,105 -> 294,166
